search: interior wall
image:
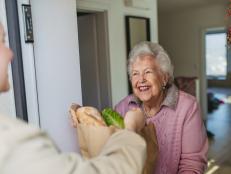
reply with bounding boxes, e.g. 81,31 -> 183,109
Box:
159,4 -> 227,77
76,0 -> 158,106
30,0 -> 82,152
158,3 -> 227,119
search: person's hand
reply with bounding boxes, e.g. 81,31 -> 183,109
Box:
124,108 -> 145,132
69,104 -> 81,128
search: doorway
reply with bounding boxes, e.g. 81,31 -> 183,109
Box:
77,11 -> 112,110
204,28 -> 231,174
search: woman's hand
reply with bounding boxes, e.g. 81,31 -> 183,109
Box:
124,108 -> 145,132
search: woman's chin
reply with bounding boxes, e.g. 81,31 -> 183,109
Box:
137,95 -> 151,103
0,82 -> 10,92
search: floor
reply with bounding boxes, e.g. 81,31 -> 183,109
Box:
205,87 -> 231,174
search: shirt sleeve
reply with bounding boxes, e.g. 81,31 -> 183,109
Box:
2,121 -> 146,174
78,130 -> 147,174
178,100 -> 208,174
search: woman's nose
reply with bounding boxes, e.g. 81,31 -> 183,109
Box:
138,73 -> 146,83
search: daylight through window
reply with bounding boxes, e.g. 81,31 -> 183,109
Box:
205,31 -> 227,79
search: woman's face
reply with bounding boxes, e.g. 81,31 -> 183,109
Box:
0,24 -> 13,92
130,55 -> 167,103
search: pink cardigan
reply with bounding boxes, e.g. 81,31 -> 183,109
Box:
115,85 -> 208,174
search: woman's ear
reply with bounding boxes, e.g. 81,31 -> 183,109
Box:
162,73 -> 169,86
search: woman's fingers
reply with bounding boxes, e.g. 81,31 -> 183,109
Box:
124,108 -> 145,132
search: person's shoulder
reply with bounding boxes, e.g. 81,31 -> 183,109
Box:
177,90 -> 198,108
116,94 -> 134,107
178,90 -> 197,102
175,91 -> 201,120
114,94 -> 135,117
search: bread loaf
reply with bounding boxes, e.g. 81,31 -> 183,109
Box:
70,104 -> 106,126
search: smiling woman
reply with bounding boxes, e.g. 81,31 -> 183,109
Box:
115,41 -> 209,174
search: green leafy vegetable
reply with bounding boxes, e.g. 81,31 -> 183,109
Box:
101,108 -> 125,129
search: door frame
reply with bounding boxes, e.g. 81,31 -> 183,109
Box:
77,10 -> 112,109
199,28 -> 208,120
199,26 -> 226,120
5,0 -> 28,121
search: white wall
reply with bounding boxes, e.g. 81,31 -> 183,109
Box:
159,4 -> 226,77
158,4 -> 227,119
77,0 -> 158,106
0,0 -> 16,118
30,0 -> 82,152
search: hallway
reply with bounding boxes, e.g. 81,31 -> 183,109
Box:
205,88 -> 231,174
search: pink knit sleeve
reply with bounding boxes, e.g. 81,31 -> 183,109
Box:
178,100 -> 208,174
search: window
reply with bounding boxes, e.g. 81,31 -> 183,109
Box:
205,31 -> 227,79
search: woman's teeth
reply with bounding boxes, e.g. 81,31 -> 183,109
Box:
139,86 -> 149,91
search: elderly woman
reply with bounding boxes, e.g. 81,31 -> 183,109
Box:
115,41 -> 208,174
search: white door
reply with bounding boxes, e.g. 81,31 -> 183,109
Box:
29,0 -> 82,152
12,0 -> 82,152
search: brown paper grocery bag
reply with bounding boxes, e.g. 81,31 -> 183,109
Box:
140,124 -> 158,174
76,123 -> 118,159
76,121 -> 158,174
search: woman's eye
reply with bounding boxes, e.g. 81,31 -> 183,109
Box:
145,70 -> 152,74
132,72 -> 139,76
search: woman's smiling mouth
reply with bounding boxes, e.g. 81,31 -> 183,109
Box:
138,85 -> 150,92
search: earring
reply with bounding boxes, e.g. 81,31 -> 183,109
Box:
162,83 -> 166,90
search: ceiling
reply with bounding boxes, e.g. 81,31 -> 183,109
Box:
157,0 -> 228,13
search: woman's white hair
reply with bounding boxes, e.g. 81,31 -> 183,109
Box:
128,41 -> 174,84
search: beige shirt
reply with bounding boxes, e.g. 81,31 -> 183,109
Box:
0,115 -> 146,174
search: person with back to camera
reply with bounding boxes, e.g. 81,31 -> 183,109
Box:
115,41 -> 208,174
0,22 -> 147,174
